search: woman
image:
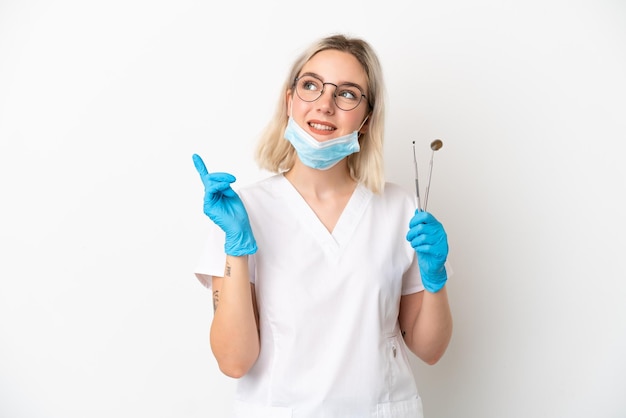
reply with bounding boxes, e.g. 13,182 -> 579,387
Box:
192,33 -> 452,418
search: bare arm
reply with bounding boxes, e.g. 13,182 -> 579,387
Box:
398,287 -> 452,365
209,255 -> 260,378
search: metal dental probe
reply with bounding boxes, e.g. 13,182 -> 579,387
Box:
423,139 -> 443,212
412,141 -> 422,211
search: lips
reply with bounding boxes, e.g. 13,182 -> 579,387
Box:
308,121 -> 336,134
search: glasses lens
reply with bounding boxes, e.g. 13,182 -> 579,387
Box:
334,84 -> 362,111
295,75 -> 364,111
295,76 -> 323,102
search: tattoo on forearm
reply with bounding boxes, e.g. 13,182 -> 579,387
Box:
401,330 -> 406,339
213,290 -> 219,312
225,262 -> 231,277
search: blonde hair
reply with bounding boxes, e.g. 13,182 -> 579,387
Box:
254,34 -> 387,193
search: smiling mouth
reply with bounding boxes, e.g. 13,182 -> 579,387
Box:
309,122 -> 335,131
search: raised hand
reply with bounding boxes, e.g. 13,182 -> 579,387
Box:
406,211 -> 448,293
192,154 -> 257,256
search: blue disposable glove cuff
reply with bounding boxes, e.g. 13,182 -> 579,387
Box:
420,266 -> 447,293
225,231 -> 257,256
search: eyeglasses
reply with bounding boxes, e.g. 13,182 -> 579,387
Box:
293,74 -> 368,111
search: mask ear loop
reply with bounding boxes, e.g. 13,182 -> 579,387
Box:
357,113 -> 371,139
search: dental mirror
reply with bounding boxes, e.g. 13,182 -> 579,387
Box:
423,139 -> 443,211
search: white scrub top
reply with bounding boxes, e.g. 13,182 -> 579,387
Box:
195,174 -> 425,418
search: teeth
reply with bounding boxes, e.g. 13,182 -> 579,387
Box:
309,122 -> 334,131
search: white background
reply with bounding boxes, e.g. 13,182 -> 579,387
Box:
1,1 -> 625,417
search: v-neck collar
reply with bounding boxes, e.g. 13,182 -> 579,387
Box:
277,174 -> 373,255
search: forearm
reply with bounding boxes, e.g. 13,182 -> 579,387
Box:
210,255 -> 259,377
408,287 -> 453,365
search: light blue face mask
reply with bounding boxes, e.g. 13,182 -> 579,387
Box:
284,115 -> 369,170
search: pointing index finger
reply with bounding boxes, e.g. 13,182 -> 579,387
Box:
192,153 -> 209,177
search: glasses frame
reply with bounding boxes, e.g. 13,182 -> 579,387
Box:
293,75 -> 369,111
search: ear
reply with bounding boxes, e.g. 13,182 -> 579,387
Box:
359,112 -> 372,134
285,90 -> 293,117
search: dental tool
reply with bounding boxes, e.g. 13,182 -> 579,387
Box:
412,141 -> 422,211
423,139 -> 443,212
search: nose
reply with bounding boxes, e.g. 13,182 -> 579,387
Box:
316,83 -> 337,113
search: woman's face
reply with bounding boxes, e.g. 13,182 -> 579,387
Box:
288,49 -> 370,142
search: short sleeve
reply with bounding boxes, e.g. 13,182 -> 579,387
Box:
401,252 -> 425,295
193,222 -> 227,291
193,221 -> 258,291
402,255 -> 455,295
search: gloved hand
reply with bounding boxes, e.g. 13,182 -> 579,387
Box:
192,154 -> 257,256
406,210 -> 448,293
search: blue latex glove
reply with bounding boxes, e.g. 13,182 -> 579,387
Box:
192,154 -> 257,256
406,211 -> 448,293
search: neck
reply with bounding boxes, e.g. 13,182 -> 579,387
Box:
284,158 -> 356,199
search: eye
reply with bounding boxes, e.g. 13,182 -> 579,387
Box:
300,77 -> 321,92
337,86 -> 360,101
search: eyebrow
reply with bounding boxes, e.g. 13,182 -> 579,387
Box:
299,71 -> 367,94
